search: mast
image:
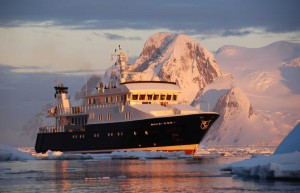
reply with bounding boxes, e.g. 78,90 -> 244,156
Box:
116,45 -> 128,83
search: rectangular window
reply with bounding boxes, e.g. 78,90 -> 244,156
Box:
172,95 -> 177,101
125,112 -> 131,119
117,95 -> 121,102
166,95 -> 172,100
89,112 -> 94,120
153,94 -> 159,100
98,114 -> 103,121
160,95 -> 166,100
147,94 -> 153,100
88,98 -> 96,104
107,113 -> 112,121
132,94 -> 138,100
121,95 -> 125,101
139,94 -> 145,100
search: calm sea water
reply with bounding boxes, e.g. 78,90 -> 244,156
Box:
1,157 -> 300,192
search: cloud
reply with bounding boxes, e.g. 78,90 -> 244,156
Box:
1,0 -> 299,36
93,32 -> 140,41
221,30 -> 251,37
103,33 -> 141,41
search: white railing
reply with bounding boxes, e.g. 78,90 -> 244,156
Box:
39,125 -> 65,133
55,102 -> 131,116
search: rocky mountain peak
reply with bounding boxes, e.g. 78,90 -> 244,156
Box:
132,32 -> 222,102
213,87 -> 254,119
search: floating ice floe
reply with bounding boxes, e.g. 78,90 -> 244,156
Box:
109,151 -> 192,160
221,152 -> 300,179
0,144 -> 34,161
34,150 -> 192,160
221,122 -> 300,180
35,150 -> 93,160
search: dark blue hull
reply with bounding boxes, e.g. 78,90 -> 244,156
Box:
35,113 -> 219,154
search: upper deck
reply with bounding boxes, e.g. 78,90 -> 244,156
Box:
83,80 -> 181,106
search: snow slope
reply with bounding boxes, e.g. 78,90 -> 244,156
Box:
215,41 -> 300,113
132,32 -> 222,103
202,85 -> 282,145
274,122 -> 300,154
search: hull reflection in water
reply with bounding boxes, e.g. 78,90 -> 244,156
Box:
1,158 -> 299,192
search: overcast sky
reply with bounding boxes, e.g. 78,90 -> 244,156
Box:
1,0 -> 300,73
0,0 -> 300,146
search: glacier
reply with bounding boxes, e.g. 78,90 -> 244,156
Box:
0,144 -> 34,161
221,122 -> 300,180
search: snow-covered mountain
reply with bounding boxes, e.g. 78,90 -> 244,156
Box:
205,86 -> 284,145
215,41 -> 300,113
132,32 -> 222,103
194,75 -> 284,145
131,33 -> 300,146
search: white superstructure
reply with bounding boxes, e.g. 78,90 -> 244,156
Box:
47,47 -> 201,130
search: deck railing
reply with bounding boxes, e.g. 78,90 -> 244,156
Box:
39,125 -> 65,133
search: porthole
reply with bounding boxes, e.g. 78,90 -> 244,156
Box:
145,131 -> 148,135
134,131 -> 137,135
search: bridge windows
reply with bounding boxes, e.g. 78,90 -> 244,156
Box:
147,94 -> 153,100
130,93 -> 178,102
132,94 -> 138,100
160,94 -> 166,100
172,95 -> 177,101
153,94 -> 159,100
167,95 -> 172,100
139,94 -> 146,100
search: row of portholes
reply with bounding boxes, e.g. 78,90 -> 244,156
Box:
93,132 -> 124,138
151,121 -> 175,126
134,130 -> 149,135
72,134 -> 85,139
73,130 -> 150,139
138,142 -> 156,148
